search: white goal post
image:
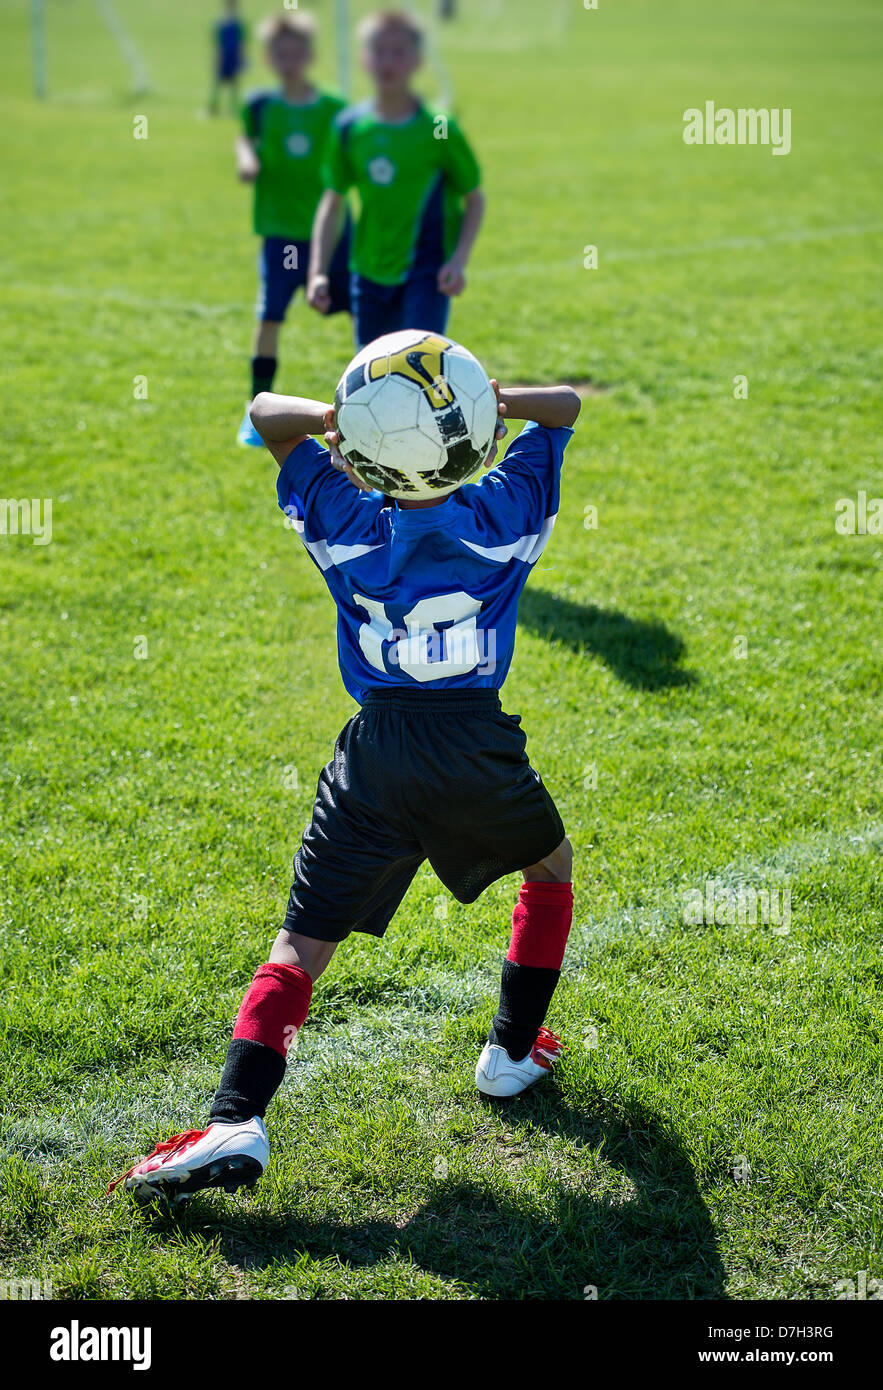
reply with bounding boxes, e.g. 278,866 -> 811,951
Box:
30,0 -> 150,100
30,0 -> 47,99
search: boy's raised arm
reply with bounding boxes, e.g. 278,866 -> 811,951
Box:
249,393 -> 332,467
497,386 -> 581,430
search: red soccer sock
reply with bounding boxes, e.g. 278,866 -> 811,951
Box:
507,880 -> 573,970
210,963 -> 314,1124
232,962 -> 313,1058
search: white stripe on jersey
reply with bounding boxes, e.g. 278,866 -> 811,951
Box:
458,514 -> 558,566
301,537 -> 386,571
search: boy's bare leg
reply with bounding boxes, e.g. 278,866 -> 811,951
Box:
254,321 -> 281,360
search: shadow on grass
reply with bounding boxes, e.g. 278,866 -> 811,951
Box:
519,588 -> 697,692
194,1096 -> 724,1300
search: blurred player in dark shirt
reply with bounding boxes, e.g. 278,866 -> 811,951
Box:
209,0 -> 247,116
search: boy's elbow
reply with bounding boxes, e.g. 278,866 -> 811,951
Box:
249,393 -> 270,431
562,387 -> 581,427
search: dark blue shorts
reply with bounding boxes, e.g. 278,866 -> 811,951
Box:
257,224 -> 351,323
350,267 -> 450,347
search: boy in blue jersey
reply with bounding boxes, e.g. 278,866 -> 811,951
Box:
307,10 -> 484,347
109,371 -> 580,1201
209,0 -> 246,117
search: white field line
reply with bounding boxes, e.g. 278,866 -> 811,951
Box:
574,820 -> 883,940
3,820 -> 879,1161
292,819 -> 883,1084
2,223 -> 881,322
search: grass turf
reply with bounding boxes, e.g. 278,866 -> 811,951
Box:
0,0 -> 881,1300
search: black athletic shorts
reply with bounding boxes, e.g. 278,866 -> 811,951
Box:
284,688 -> 565,942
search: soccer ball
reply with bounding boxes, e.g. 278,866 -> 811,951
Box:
333,330 -> 498,500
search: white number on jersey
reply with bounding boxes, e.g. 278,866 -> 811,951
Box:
352,591 -> 484,681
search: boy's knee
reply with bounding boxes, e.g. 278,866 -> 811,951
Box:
269,927 -> 338,980
523,835 -> 572,884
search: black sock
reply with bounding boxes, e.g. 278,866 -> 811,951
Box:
490,958 -> 560,1062
251,355 -> 277,398
209,1037 -> 286,1124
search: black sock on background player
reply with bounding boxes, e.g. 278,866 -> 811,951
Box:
251,355 -> 277,398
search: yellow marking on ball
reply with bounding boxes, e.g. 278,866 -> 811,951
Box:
368,333 -> 454,409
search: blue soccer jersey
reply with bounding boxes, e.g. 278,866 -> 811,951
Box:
276,422 -> 574,703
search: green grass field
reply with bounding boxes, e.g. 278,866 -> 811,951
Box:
1,0 -> 881,1301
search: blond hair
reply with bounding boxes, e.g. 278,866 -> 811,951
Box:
357,9 -> 425,52
257,11 -> 318,48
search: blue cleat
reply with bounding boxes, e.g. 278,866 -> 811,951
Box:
237,403 -> 264,448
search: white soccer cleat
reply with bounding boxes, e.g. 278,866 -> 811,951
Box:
475,1026 -> 565,1098
108,1117 -> 268,1201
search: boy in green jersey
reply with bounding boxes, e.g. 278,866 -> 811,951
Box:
307,9 -> 484,347
236,12 -> 350,447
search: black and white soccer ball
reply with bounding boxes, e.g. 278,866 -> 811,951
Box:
333,330 -> 498,500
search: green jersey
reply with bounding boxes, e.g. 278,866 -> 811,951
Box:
242,89 -> 346,239
322,102 -> 481,285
